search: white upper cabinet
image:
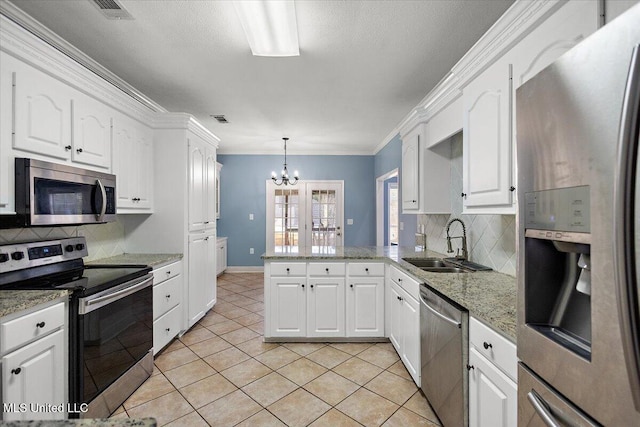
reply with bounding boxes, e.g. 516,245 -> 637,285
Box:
401,124 -> 451,214
112,114 -> 153,212
462,58 -> 514,213
204,147 -> 217,226
188,132 -> 216,232
401,132 -> 419,211
12,59 -> 73,161
72,95 -> 111,169
215,162 -> 222,219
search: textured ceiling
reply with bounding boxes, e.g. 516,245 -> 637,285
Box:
8,0 -> 514,154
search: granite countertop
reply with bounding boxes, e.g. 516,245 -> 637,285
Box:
87,253 -> 183,269
1,418 -> 156,427
0,290 -> 70,318
263,246 -> 517,342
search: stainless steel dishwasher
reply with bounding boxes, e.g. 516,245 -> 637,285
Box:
420,284 -> 468,427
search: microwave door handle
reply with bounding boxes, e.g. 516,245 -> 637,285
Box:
96,179 -> 107,221
614,43 -> 640,411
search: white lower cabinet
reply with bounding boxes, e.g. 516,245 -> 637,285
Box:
388,280 -> 420,386
216,237 -> 227,276
1,300 -> 66,421
187,233 -> 217,328
307,278 -> 345,337
270,276 -> 307,337
346,276 -> 385,337
152,260 -> 183,354
468,316 -> 518,427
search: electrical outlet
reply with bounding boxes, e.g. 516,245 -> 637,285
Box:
249,213 -> 254,220
249,248 -> 254,254
347,218 -> 354,225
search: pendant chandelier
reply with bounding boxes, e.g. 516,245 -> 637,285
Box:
271,137 -> 299,186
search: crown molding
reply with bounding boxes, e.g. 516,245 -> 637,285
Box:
153,113 -> 220,147
0,0 -> 166,117
372,126 -> 400,155
393,0 -> 564,142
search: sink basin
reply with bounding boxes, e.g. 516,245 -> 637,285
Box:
402,258 -> 447,268
420,266 -> 469,273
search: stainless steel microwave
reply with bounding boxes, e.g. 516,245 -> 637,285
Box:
0,158 -> 116,229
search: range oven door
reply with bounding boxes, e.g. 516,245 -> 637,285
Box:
71,273 -> 153,416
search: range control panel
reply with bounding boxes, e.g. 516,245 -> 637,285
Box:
0,237 -> 88,274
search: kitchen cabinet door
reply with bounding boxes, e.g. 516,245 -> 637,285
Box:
188,135 -> 207,232
2,329 -> 65,420
270,277 -> 307,337
187,233 -> 216,327
13,61 -> 73,161
346,277 -> 384,337
216,237 -> 227,276
72,95 -> 111,169
216,162 -> 222,219
462,58 -> 513,212
204,146 -> 217,229
307,278 -> 345,338
389,282 -> 403,353
401,132 -> 420,211
469,347 -> 517,427
0,52 -> 13,213
401,292 -> 420,385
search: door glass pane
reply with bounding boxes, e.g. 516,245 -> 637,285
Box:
274,189 -> 299,253
311,189 -> 337,253
389,184 -> 398,245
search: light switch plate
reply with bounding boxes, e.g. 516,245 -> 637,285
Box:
249,213 -> 254,220
347,219 -> 354,225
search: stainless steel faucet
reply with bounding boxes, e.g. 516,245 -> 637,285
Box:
446,218 -> 468,260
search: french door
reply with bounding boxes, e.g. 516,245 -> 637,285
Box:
267,181 -> 343,253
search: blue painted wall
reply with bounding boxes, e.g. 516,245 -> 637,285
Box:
218,154 -> 375,266
373,134 -> 417,247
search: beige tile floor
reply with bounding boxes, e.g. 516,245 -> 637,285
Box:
111,273 -> 442,427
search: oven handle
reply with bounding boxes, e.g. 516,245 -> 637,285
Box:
79,275 -> 153,314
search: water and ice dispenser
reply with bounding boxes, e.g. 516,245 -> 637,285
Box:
524,186 -> 592,360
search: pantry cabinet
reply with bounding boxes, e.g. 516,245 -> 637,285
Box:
112,115 -> 153,212
1,300 -> 67,421
188,134 -> 217,232
188,232 -> 217,328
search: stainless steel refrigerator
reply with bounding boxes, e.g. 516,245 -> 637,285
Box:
516,3 -> 640,426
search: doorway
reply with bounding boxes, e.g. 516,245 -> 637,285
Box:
376,169 -> 399,246
266,180 -> 344,253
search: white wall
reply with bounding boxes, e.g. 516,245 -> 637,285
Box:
417,132 -> 516,276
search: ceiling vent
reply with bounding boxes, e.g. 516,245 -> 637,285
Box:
211,115 -> 229,124
90,0 -> 134,20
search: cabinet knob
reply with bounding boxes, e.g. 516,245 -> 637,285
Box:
509,186 -> 516,192
350,284 -> 354,288
365,268 -> 369,272
36,321 -> 46,328
467,364 -> 474,371
166,328 -> 170,332
483,342 -> 493,350
398,278 -> 402,282
412,199 -> 417,203
166,294 -> 171,299
65,145 -> 72,151
397,296 -> 402,301
301,284 -> 305,288
166,271 -> 171,275
325,268 -> 329,272
76,148 -> 83,153
11,367 -> 21,375
461,192 -> 467,198
310,284 -> 314,289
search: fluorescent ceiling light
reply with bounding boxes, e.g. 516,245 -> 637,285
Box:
233,0 -> 300,57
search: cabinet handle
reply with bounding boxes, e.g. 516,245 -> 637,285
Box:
76,148 -> 83,153
461,192 -> 467,198
65,145 -> 72,151
467,364 -> 474,371
483,342 -> 493,350
509,186 -> 516,192
36,321 -> 46,328
11,367 -> 21,375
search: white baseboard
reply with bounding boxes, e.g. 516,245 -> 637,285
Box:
222,266 -> 264,273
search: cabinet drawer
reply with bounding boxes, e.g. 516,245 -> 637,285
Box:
390,266 -> 420,299
153,304 -> 182,355
347,262 -> 384,277
153,260 -> 183,285
270,262 -> 307,277
153,275 -> 182,320
470,316 -> 517,381
1,302 -> 65,353
308,262 -> 346,276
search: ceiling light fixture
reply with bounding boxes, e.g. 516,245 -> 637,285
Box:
233,0 -> 300,57
271,137 -> 299,185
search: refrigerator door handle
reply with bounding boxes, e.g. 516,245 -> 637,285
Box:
527,390 -> 561,427
614,43 -> 640,411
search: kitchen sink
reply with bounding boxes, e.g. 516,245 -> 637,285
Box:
420,266 -> 469,273
402,258 -> 448,268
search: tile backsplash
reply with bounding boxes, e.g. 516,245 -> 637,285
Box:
417,133 -> 516,276
0,219 -> 126,262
